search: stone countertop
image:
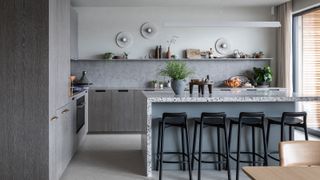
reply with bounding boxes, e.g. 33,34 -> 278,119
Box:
89,86 -> 286,91
142,90 -> 320,103
89,87 -> 172,91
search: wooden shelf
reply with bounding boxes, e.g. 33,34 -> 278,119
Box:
72,58 -> 273,62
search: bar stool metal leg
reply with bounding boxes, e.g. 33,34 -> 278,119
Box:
191,123 -> 198,170
289,126 -> 293,141
217,128 -> 222,170
281,122 -> 285,141
236,122 -> 242,180
181,128 -> 186,171
228,122 -> 233,150
185,124 -> 193,180
159,122 -> 165,180
198,121 -> 203,180
224,124 -> 231,180
252,127 -> 256,166
304,124 -> 309,140
156,122 -> 162,171
262,124 -> 268,166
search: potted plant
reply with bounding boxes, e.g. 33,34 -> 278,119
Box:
150,80 -> 158,88
160,61 -> 193,95
104,52 -> 114,60
253,66 -> 272,87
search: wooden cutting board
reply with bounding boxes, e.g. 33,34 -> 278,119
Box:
185,49 -> 201,59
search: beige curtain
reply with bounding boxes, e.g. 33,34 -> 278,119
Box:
276,2 -> 292,90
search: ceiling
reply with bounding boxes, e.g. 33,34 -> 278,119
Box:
71,0 -> 291,7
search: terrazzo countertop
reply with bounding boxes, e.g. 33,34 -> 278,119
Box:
90,86 -> 172,91
142,90 -> 320,102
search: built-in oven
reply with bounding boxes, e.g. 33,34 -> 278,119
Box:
76,96 -> 85,133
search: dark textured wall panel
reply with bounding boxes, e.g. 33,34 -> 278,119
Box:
0,0 -> 49,179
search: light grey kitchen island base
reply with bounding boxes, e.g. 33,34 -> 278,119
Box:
140,91 -> 320,177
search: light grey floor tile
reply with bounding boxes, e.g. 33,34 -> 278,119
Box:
61,134 -> 250,180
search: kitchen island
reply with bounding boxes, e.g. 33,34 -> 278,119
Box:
138,89 -> 320,177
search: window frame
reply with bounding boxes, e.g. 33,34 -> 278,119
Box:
293,6 -> 320,93
292,6 -> 320,129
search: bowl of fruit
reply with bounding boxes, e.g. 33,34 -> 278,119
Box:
224,76 -> 242,88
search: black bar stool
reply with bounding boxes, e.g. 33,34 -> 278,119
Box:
191,112 -> 231,180
266,112 -> 308,161
156,112 -> 192,180
228,112 -> 268,180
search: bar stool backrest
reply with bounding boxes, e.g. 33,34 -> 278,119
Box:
162,112 -> 187,123
201,112 -> 226,121
239,112 -> 265,120
279,141 -> 320,167
281,112 -> 307,124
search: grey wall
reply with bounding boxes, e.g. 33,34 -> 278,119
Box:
75,6 -> 277,60
0,0 -> 49,179
71,59 -> 271,88
293,0 -> 320,13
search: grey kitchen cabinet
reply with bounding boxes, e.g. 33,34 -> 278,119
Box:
88,89 -> 142,133
54,0 -> 71,109
49,114 -> 58,180
88,90 -> 113,132
51,93 -> 88,180
62,103 -> 75,172
49,0 -> 71,179
49,0 -> 71,114
70,7 -> 78,60
111,90 -> 136,132
51,103 -> 74,180
133,91 -> 143,132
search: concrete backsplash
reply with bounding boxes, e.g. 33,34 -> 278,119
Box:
71,59 -> 271,88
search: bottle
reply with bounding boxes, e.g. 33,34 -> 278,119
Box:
209,48 -> 214,59
166,46 -> 171,59
155,46 -> 158,59
159,45 -> 162,59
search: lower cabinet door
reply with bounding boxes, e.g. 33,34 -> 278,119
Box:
55,103 -> 74,179
55,107 -> 64,178
49,114 -> 58,180
88,90 -> 112,132
62,103 -> 74,169
111,90 -> 135,132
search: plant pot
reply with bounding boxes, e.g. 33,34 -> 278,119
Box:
171,80 -> 185,95
257,82 -> 270,88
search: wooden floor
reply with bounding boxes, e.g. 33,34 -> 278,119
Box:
61,134 -> 250,180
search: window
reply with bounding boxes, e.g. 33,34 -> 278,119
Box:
293,7 -> 320,128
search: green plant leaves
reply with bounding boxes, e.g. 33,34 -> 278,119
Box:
253,65 -> 272,84
160,61 -> 193,80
